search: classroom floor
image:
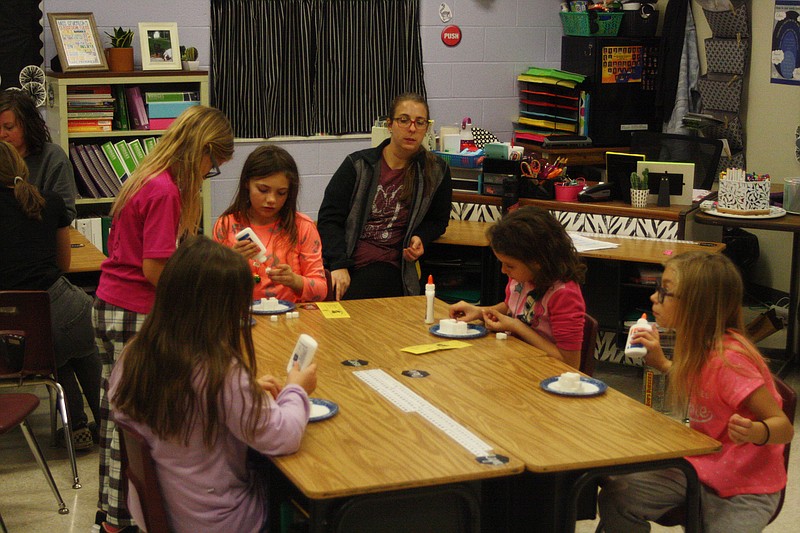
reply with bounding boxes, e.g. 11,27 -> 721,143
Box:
2,359 -> 798,532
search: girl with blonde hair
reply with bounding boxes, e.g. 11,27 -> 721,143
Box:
93,106 -> 234,533
598,251 -> 794,533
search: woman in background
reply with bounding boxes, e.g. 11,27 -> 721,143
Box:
0,140 -> 101,450
0,89 -> 77,221
214,144 -> 327,303
317,92 -> 451,300
93,106 -> 234,533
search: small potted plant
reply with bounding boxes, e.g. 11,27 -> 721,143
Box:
104,27 -> 135,72
181,46 -> 200,71
629,168 -> 649,208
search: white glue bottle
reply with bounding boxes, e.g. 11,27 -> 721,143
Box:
425,275 -> 436,324
235,227 -> 267,263
624,313 -> 652,359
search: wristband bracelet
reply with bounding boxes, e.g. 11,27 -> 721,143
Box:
755,420 -> 770,446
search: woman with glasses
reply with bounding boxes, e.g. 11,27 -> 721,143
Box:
92,105 -> 234,533
317,93 -> 452,300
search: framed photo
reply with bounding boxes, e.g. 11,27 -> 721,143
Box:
139,22 -> 181,71
637,161 -> 696,206
47,12 -> 108,72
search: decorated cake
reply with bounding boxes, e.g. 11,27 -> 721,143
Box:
716,168 -> 771,215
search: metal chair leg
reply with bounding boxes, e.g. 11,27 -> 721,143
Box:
48,384 -> 58,447
19,419 -> 69,515
51,381 -> 81,488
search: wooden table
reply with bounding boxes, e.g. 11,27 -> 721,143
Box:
252,297 -> 529,531
68,227 -> 105,273
251,296 -> 545,372
695,210 -> 800,375
388,356 -> 721,531
252,296 -> 720,532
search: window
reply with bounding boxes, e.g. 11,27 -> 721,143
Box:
211,0 -> 426,138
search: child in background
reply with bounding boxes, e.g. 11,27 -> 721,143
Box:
598,251 -> 793,532
449,206 -> 585,368
93,106 -> 234,533
214,145 -> 327,302
110,236 -> 316,533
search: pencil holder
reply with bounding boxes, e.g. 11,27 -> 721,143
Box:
630,188 -> 648,208
554,178 -> 585,202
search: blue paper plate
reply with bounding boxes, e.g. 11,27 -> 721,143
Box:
251,299 -> 296,315
309,398 -> 339,422
540,376 -> 607,397
429,324 -> 487,339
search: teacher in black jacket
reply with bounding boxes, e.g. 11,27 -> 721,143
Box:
317,93 -> 451,300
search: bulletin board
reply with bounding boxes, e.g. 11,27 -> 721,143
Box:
0,1 -> 44,90
601,45 -> 644,84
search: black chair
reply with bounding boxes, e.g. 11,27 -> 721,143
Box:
580,314 -> 599,377
0,291 -> 81,489
630,131 -> 723,192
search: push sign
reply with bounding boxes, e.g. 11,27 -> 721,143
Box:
441,25 -> 462,47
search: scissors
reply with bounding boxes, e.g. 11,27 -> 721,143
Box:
521,160 -> 541,179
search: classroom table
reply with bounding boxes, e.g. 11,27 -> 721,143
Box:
68,227 -> 105,273
252,297 -> 530,531
387,355 -> 721,531
251,296 -> 544,370
432,219 -> 725,306
252,296 -> 720,532
695,210 -> 800,375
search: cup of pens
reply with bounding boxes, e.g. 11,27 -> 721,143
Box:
554,177 -> 585,202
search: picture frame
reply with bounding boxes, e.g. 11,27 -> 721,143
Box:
636,161 -> 696,206
47,12 -> 108,72
138,22 -> 181,71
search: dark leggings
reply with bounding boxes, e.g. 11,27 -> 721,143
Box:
343,262 -> 405,300
58,353 -> 102,428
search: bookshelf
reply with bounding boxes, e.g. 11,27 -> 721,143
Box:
45,70 -> 212,235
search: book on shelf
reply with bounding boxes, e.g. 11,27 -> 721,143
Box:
87,144 -> 122,195
149,117 -> 176,130
144,91 -> 200,103
125,86 -> 150,130
113,139 -> 138,175
112,85 -> 130,131
75,144 -> 114,197
69,143 -> 102,199
101,141 -> 129,184
142,137 -> 158,154
67,110 -> 115,119
147,100 -> 199,118
68,85 -> 112,96
127,139 -> 146,165
68,124 -> 113,133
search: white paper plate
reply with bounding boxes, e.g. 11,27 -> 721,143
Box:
704,206 -> 786,220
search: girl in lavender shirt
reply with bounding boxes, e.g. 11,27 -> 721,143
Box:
110,237 -> 317,533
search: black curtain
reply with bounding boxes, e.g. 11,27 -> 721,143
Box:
210,0 -> 426,138
0,0 -> 44,91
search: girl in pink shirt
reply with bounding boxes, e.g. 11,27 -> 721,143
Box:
599,251 -> 794,532
213,144 -> 327,303
449,206 -> 586,368
94,106 -> 234,533
110,236 -> 316,533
